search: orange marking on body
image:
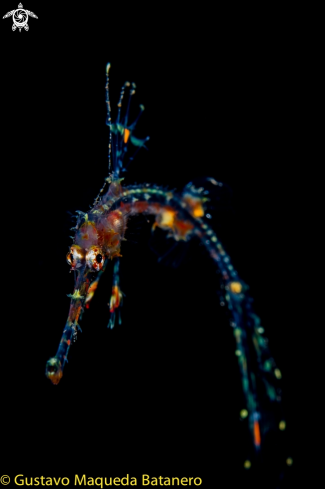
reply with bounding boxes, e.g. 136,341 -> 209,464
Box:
174,218 -> 194,237
182,194 -> 205,218
124,128 -> 130,143
111,235 -> 120,247
253,420 -> 261,447
74,306 -> 82,323
193,206 -> 204,217
67,340 -> 71,346
134,201 -> 149,213
110,285 -> 123,312
157,206 -> 176,229
164,205 -> 176,213
174,218 -> 194,231
98,227 -> 120,251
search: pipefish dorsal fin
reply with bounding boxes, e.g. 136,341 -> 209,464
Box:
105,63 -> 149,180
92,64 -> 149,208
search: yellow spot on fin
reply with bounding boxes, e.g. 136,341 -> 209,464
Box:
240,409 -> 248,419
230,281 -> 242,294
67,289 -> 85,300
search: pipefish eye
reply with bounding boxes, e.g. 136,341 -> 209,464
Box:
66,245 -> 84,269
86,246 -> 106,271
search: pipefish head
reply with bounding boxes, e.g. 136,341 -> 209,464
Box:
45,244 -> 109,384
45,207 -> 126,384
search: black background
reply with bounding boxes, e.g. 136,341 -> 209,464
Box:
0,3 -> 305,488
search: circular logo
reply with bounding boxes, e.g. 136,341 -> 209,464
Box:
0,475 -> 10,486
13,9 -> 28,28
